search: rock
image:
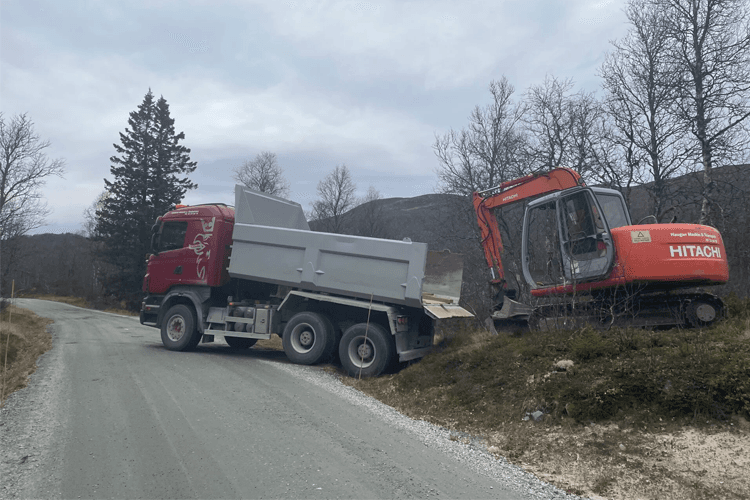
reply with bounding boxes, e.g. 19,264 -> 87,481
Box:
554,359 -> 574,371
531,411 -> 544,421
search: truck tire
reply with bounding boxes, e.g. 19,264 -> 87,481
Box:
161,304 -> 201,351
339,323 -> 395,378
282,312 -> 336,365
225,336 -> 257,349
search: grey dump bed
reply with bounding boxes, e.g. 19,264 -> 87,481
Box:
228,186 -> 469,314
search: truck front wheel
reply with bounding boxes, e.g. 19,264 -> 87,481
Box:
161,304 -> 201,351
282,312 -> 336,365
339,323 -> 395,378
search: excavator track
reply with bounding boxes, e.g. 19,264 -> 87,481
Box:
522,292 -> 725,331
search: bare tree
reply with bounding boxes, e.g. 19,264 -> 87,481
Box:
310,165 -> 357,233
656,0 -> 750,224
0,113 -> 65,296
523,75 -> 576,171
523,75 -> 603,177
82,190 -> 110,238
588,114 -> 642,204
434,78 -> 531,310
434,76 -> 527,196
233,151 -> 290,197
568,89 -> 605,176
599,0 -> 692,221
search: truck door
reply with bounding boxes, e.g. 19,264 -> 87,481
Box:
148,220 -> 194,293
557,189 -> 614,282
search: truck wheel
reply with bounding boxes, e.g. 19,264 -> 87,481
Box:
339,323 -> 394,378
161,304 -> 201,351
225,336 -> 257,349
282,312 -> 336,365
686,299 -> 721,328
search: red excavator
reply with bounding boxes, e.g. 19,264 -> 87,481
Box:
472,167 -> 729,330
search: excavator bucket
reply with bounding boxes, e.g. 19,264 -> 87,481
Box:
485,297 -> 534,334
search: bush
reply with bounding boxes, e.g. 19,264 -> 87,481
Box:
569,328 -> 617,361
724,292 -> 750,319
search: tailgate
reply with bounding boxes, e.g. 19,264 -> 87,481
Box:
422,250 -> 473,319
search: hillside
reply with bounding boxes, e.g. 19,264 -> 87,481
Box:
3,163 -> 748,305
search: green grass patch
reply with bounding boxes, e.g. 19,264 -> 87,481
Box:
352,301 -> 750,432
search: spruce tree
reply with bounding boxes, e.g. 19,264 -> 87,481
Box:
95,89 -> 197,308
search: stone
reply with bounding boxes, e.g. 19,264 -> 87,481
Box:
554,359 -> 574,371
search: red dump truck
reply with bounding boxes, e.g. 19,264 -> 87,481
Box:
140,185 -> 472,377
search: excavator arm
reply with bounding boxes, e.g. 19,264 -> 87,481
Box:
472,167 -> 584,289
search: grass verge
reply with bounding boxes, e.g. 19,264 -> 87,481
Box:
0,305 -> 53,406
17,293 -> 137,316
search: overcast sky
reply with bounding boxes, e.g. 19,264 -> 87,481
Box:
1,0 -> 629,234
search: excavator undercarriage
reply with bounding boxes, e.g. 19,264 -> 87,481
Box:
489,289 -> 725,333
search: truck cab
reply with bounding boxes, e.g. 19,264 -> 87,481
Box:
141,204 -> 234,325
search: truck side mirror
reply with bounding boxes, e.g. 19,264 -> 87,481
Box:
150,233 -> 159,255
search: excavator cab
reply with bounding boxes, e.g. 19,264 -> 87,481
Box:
522,187 -> 629,289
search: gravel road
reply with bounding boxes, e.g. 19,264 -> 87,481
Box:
1,299 -> 582,499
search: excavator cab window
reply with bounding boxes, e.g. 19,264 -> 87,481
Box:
525,201 -> 565,287
562,192 -> 600,257
594,192 -> 631,228
557,189 -> 614,282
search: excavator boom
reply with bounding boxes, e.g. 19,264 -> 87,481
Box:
472,167 -> 583,284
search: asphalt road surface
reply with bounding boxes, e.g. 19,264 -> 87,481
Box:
1,299 -> 575,499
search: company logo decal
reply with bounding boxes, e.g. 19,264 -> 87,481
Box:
189,217 -> 215,281
669,245 -> 721,258
669,231 -> 719,244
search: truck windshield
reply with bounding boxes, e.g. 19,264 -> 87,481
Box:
595,193 -> 630,229
159,221 -> 188,252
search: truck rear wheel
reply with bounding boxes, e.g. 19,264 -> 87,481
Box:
282,312 -> 336,365
161,304 -> 201,351
225,336 -> 257,349
339,323 -> 394,378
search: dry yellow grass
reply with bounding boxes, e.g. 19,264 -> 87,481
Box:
0,305 -> 53,405
19,294 -> 138,316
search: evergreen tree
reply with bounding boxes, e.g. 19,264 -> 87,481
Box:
95,89 -> 197,307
